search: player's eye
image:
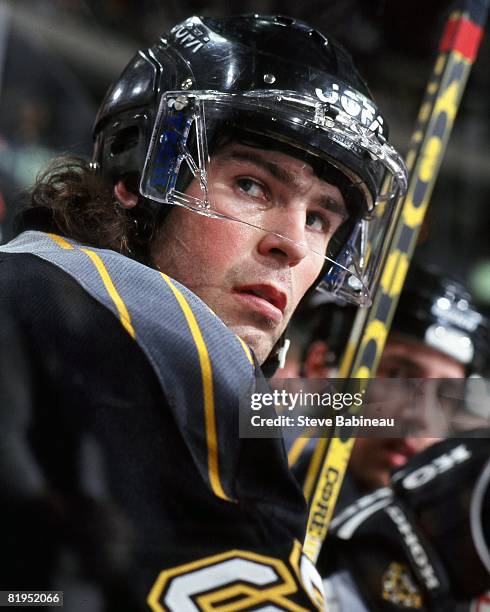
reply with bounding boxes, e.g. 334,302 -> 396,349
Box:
381,363 -> 418,378
306,211 -> 330,234
236,177 -> 268,200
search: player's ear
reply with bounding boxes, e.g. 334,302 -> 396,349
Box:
114,177 -> 139,209
304,340 -> 330,378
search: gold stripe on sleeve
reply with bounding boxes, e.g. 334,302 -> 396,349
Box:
236,336 -> 254,365
160,273 -> 233,503
47,233 -> 74,250
80,248 -> 136,340
287,437 -> 310,469
302,438 -> 328,503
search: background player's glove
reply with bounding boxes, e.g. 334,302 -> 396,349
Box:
392,431 -> 490,600
321,432 -> 490,611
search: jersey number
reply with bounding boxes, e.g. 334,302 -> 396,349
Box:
147,549 -> 311,611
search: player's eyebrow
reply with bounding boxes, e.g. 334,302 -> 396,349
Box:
217,149 -> 299,186
314,194 -> 347,220
216,149 -> 347,217
384,356 -> 425,377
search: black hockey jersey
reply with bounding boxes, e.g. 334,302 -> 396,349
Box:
0,214 -> 324,611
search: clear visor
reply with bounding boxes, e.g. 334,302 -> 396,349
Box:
140,90 -> 407,306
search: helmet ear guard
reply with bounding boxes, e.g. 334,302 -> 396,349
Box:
93,111 -> 151,181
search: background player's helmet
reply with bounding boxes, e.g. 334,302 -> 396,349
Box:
392,263 -> 490,376
93,14 -> 407,306
307,262 -> 489,375
304,263 -> 489,425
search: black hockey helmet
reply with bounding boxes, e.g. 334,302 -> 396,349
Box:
392,263 -> 490,375
305,262 -> 489,375
93,14 -> 407,306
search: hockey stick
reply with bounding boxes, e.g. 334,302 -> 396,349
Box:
304,0 -> 489,563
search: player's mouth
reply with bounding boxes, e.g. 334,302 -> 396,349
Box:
382,439 -> 418,469
232,284 -> 287,323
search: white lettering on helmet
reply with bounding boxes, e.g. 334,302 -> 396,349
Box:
315,83 -> 340,105
360,99 -> 376,127
315,84 -> 385,135
340,91 -> 362,117
171,24 -> 207,54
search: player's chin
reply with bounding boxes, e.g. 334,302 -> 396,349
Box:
372,470 -> 391,490
232,323 -> 281,364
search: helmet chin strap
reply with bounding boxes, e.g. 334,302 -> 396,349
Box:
261,327 -> 292,377
277,338 -> 291,369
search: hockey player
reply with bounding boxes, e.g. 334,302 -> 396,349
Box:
297,264 -> 490,610
301,263 -> 489,494
0,15 -> 406,611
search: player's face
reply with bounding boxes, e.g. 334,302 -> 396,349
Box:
350,437 -> 439,491
350,336 -> 465,491
376,334 -> 465,378
151,142 -> 347,364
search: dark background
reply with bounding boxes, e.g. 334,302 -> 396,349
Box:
0,0 -> 488,304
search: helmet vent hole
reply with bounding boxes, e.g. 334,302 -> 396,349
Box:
309,30 -> 328,46
110,126 -> 139,156
274,16 -> 295,26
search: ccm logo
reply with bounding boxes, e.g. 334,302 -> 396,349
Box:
401,444 -> 471,490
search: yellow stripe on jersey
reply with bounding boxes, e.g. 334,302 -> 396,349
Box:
302,438 -> 327,503
47,233 -> 74,250
160,273 -> 233,503
237,336 -> 254,365
287,437 -> 310,469
80,248 -> 136,339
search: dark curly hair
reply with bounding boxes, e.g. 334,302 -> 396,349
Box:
29,156 -> 161,261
